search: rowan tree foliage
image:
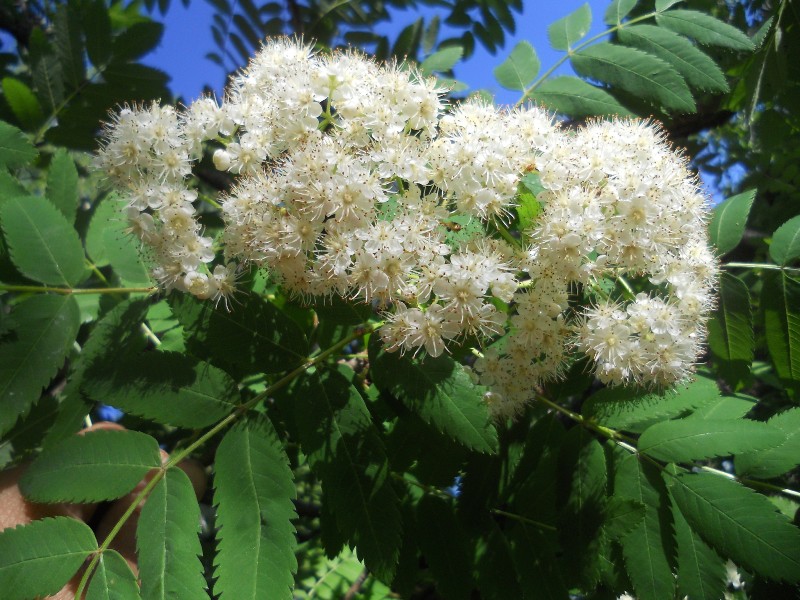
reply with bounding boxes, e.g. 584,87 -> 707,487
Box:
0,1 -> 798,599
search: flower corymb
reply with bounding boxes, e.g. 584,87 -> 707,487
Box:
96,38 -> 717,420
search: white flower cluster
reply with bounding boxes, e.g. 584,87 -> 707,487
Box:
96,38 -> 717,420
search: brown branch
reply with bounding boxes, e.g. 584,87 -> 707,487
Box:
344,568 -> 368,599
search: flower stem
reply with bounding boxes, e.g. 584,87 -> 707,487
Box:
0,283 -> 157,295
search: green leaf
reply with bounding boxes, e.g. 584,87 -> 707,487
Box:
527,75 -> 634,117
369,337 -> 498,453
137,468 -> 207,600
0,294 -> 80,436
656,10 -> 755,51
708,189 -> 756,256
87,549 -> 141,600
416,496 -> 473,599
420,45 -> 463,75
602,497 -> 646,541
47,148 -> 79,223
571,42 -> 695,112
493,41 -> 540,91
0,517 -> 97,600
0,196 -> 86,286
655,0 -> 683,11
170,294 -> 308,378
670,494 -> 727,600
0,171 -> 26,201
736,408 -> 800,478
583,375 -> 720,433
604,0 -> 638,25
689,395 -> 755,420
42,299 -> 149,449
2,78 -> 45,130
83,352 -> 238,428
638,418 -> 785,463
86,195 -> 152,285
617,25 -> 729,92
770,215 -> 800,266
614,452 -> 676,600
762,272 -> 800,384
506,523 -> 568,599
667,470 -> 800,582
20,429 -> 162,503
284,369 -> 402,581
708,272 -> 754,388
0,121 -> 37,168
473,518 -> 524,600
548,3 -> 592,51
213,417 -> 297,600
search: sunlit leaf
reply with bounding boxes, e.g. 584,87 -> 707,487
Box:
0,517 -> 97,600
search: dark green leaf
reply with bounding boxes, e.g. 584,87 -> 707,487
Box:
667,471 -> 800,582
137,468 -> 207,600
285,369 -> 402,581
506,523 -> 568,599
708,189 -> 756,256
548,3 -> 592,51
29,32 -> 64,113
736,408 -> 800,478
84,352 -> 238,428
20,429 -> 162,503
213,417 -> 297,599
762,272 -> 800,384
557,427 -> 606,587
2,78 -> 45,130
617,24 -> 729,92
527,75 -> 634,117
416,496 -> 473,599
671,493 -> 727,600
708,272 -> 754,388
770,215 -> 800,266
0,294 -> 80,437
87,549 -> 141,600
170,294 -> 308,378
47,149 -> 79,223
614,452 -> 676,600
656,10 -> 755,51
493,41 -> 539,91
369,337 -> 498,453
83,0 -> 113,67
638,418 -> 785,463
473,519 -> 524,600
112,22 -> 165,62
54,5 -> 85,89
583,375 -> 721,433
393,18 -> 423,60
0,121 -> 37,168
604,0 -> 638,25
571,42 -> 695,112
0,517 -> 97,600
602,497 -> 646,541
655,0 -> 682,11
0,196 -> 86,286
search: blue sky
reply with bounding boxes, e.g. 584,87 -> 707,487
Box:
144,0 -> 610,105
